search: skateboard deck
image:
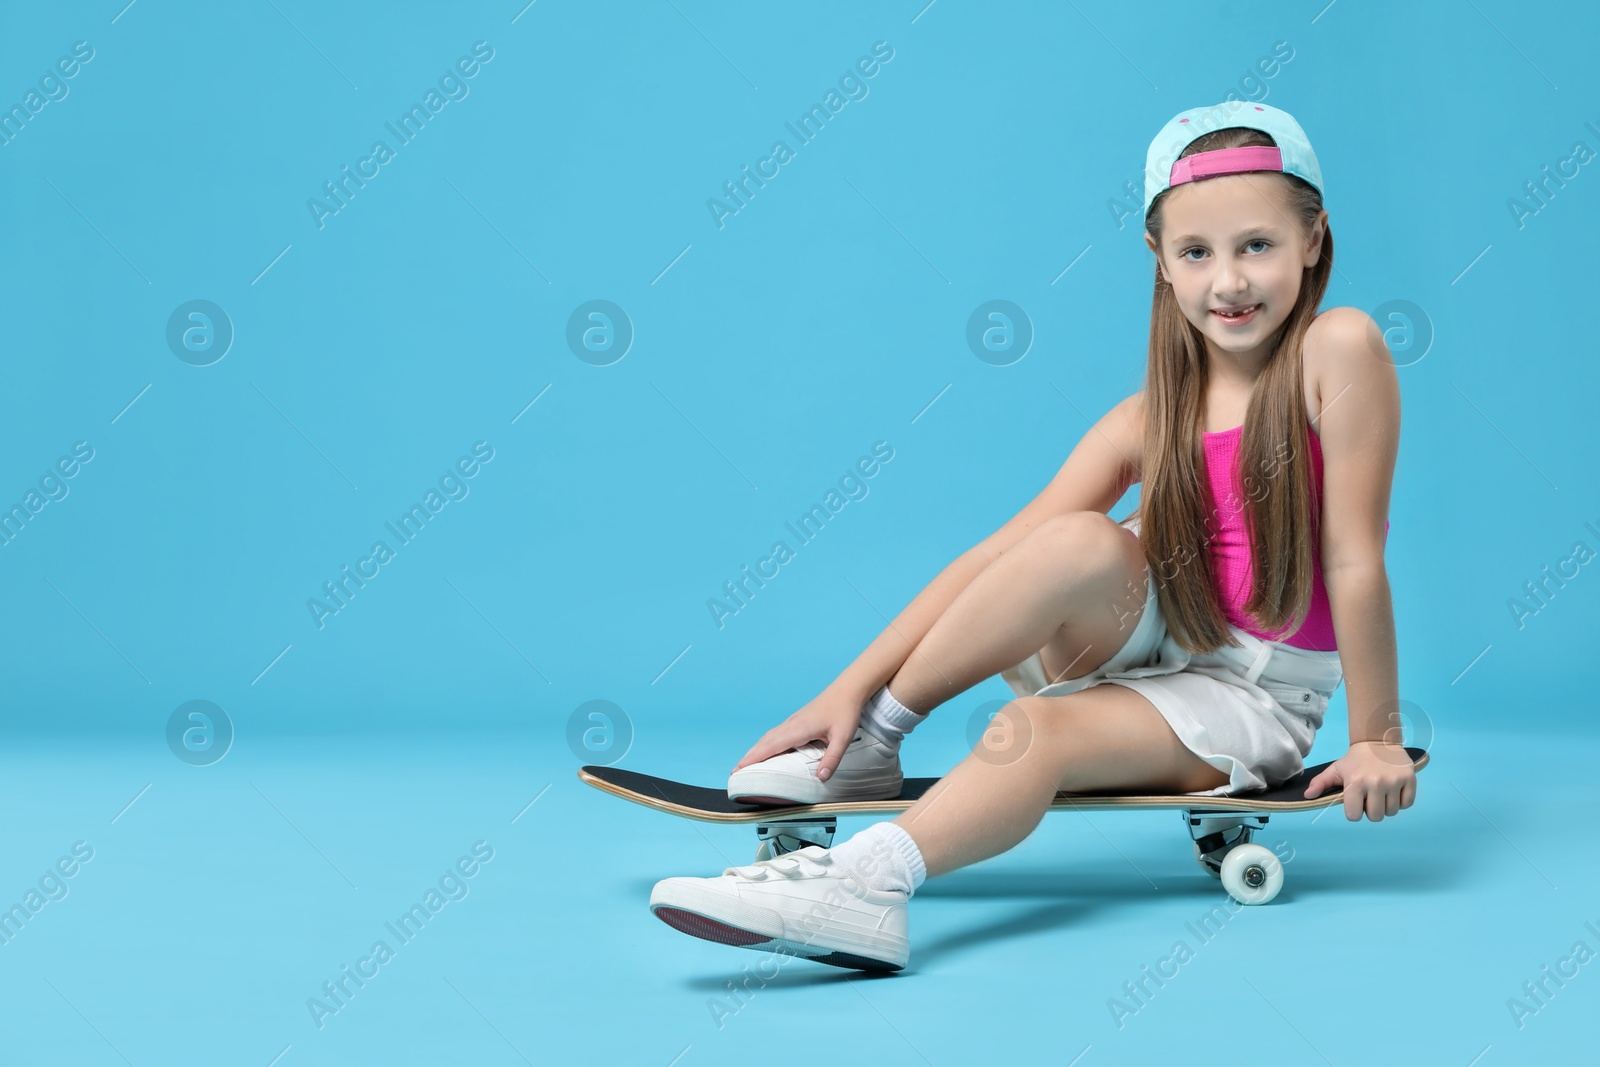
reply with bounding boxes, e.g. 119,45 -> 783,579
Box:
589,748 -> 1429,906
579,746 -> 1429,822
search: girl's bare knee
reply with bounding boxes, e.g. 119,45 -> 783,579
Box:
966,695 -> 1055,771
1027,518 -> 1148,676
1016,511 -> 1133,581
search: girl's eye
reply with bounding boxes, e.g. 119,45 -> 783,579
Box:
1179,239 -> 1270,261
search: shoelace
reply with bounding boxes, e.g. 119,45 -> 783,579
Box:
722,846 -> 831,880
793,733 -> 870,760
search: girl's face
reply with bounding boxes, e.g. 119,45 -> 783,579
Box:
1144,173 -> 1327,371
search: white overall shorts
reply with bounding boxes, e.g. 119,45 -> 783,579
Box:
999,514 -> 1343,796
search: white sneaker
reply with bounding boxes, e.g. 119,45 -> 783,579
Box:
727,729 -> 903,805
649,845 -> 910,972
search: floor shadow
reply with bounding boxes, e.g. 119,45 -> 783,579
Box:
914,897 -> 1108,963
915,867 -> 1218,901
682,963 -> 894,995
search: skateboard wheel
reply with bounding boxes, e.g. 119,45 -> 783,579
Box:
1219,844 -> 1283,905
754,839 -> 777,862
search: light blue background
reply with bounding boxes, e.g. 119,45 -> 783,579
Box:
0,1 -> 1595,1064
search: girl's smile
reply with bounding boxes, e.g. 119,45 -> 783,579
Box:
1212,303 -> 1262,326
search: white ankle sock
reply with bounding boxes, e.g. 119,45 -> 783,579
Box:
828,821 -> 927,896
858,683 -> 926,751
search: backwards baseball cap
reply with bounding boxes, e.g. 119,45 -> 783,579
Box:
1142,101 -> 1323,224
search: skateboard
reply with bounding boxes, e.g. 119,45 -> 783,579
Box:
578,746 -> 1428,906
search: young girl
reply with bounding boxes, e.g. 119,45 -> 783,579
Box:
650,101 -> 1415,973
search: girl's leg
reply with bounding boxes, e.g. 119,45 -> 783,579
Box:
883,511 -> 1148,716
894,684 -> 1229,877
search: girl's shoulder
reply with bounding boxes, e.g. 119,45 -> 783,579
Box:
1305,306 -> 1390,432
1305,306 -> 1382,375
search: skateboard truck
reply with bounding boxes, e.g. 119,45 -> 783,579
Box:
1182,810 -> 1281,902
1186,810 -> 1269,855
755,818 -> 837,860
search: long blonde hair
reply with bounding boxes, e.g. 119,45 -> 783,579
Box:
1138,125 -> 1333,653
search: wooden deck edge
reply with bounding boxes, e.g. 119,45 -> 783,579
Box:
579,750 -> 1429,824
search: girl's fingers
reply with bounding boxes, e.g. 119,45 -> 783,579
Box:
1303,766 -> 1338,799
816,728 -> 851,783
1374,775 -> 1411,819
732,728 -> 815,772
1345,783 -> 1365,821
731,735 -> 783,772
736,742 -> 786,772
1312,765 -> 1417,822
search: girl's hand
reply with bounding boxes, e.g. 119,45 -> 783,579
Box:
730,690 -> 866,783
1303,741 -> 1417,821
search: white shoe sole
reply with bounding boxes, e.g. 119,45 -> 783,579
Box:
649,880 -> 909,972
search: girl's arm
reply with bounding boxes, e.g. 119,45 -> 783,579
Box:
1299,309 -> 1414,821
825,392 -> 1145,706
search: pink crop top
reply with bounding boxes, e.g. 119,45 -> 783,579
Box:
1202,423 -> 1388,651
